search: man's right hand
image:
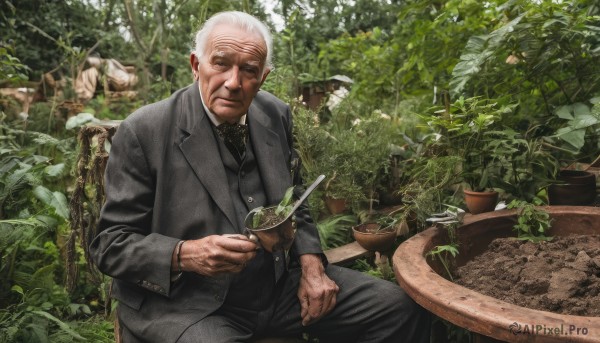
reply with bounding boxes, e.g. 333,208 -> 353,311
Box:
176,234 -> 258,276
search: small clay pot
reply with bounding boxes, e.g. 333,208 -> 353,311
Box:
325,197 -> 347,214
463,189 -> 499,214
548,170 -> 596,206
352,223 -> 396,252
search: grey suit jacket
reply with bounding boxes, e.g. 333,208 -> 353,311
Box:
89,83 -> 324,342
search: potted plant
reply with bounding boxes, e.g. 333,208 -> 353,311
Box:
352,214 -> 398,252
424,96 -> 516,213
291,105 -> 363,215
245,187 -> 297,253
317,111 -> 395,215
486,129 -> 560,202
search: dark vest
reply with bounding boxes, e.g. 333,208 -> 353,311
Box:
213,126 -> 277,311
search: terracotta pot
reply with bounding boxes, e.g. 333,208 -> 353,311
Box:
352,223 -> 396,252
325,197 -> 347,214
393,207 -> 600,342
548,170 -> 596,206
463,189 -> 498,214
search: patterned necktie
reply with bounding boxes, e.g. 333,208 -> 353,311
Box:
216,122 -> 248,157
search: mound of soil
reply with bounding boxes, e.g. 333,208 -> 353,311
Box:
454,234 -> 600,316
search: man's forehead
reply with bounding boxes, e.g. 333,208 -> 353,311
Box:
207,25 -> 266,55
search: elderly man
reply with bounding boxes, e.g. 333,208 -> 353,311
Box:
90,11 -> 430,343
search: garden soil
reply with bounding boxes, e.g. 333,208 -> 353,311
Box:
454,234 -> 600,317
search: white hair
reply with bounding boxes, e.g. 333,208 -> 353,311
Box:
193,11 -> 273,71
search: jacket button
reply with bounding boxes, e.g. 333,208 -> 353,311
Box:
247,197 -> 254,203
275,256 -> 280,262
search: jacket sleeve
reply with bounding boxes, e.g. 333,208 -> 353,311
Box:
89,120 -> 180,297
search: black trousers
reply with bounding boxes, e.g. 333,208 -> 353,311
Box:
177,265 -> 431,343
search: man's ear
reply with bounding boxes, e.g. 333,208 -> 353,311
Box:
259,68 -> 271,87
190,53 -> 200,80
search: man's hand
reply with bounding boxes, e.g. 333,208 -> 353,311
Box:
176,234 -> 258,276
297,254 -> 339,326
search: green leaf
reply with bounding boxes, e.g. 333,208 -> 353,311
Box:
275,187 -> 295,216
10,284 -> 24,296
32,186 -> 69,219
44,163 -> 65,178
572,103 -> 590,117
32,310 -> 85,340
555,105 -> 573,119
570,113 -> 600,130
555,127 -> 585,150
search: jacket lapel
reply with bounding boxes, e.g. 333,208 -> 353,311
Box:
248,102 -> 292,205
176,84 -> 238,230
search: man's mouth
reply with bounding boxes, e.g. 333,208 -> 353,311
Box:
218,97 -> 240,104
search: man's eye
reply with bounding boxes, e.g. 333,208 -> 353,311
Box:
244,67 -> 258,75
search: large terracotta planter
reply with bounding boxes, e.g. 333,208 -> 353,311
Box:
393,207 -> 600,342
463,189 -> 499,214
548,170 -> 597,206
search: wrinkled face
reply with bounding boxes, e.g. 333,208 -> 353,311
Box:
191,25 -> 270,123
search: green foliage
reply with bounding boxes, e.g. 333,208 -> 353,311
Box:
507,199 -> 553,243
550,99 -> 600,155
374,215 -> 397,229
251,186 -> 295,229
317,0 -> 497,112
318,29 -> 400,108
1,0 -> 99,78
351,257 -> 395,282
426,205 -> 462,281
486,129 -> 559,201
424,96 -> 516,191
84,95 -> 141,121
450,14 -> 526,96
448,0 -> 600,162
311,104 -> 398,212
316,214 -> 357,249
452,0 -> 600,105
0,105 -> 110,340
427,244 -> 459,282
276,186 -> 295,217
398,154 -> 462,228
260,66 -> 298,102
0,46 -> 29,83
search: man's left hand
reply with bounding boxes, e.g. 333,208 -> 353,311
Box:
297,254 -> 339,326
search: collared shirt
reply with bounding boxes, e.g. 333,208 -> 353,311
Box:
198,83 -> 246,126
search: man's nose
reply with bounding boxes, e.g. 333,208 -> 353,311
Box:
224,67 -> 242,90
